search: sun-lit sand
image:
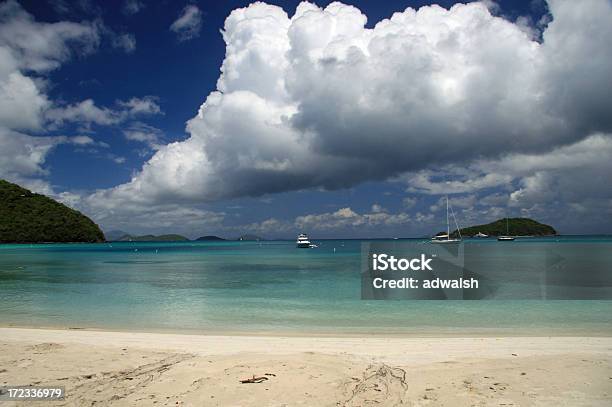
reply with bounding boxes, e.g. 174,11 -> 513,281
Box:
1,327 -> 611,406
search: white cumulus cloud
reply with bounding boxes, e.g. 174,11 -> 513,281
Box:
89,0 -> 612,218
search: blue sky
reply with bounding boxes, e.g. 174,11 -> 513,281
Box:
1,0 -> 611,238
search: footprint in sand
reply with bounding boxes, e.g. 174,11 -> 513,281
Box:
343,364 -> 409,406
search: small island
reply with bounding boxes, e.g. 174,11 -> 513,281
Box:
0,179 -> 104,243
452,217 -> 556,238
196,235 -> 225,241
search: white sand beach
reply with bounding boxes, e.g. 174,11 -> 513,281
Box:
1,327 -> 611,406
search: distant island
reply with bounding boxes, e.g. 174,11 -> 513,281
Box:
196,235 -> 225,241
451,217 -> 557,237
104,229 -> 130,241
236,234 -> 264,241
0,179 -> 104,243
116,234 -> 189,242
106,233 -> 261,242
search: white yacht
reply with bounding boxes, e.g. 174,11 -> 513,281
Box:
296,233 -> 311,248
431,196 -> 462,244
475,232 -> 488,238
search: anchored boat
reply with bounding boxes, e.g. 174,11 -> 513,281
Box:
296,233 -> 315,248
497,218 -> 515,241
431,196 -> 462,244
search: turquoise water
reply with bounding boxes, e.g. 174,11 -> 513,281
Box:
1,237 -> 611,335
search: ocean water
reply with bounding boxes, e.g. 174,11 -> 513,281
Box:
0,237 -> 611,335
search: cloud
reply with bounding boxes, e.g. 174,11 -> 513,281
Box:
504,135 -> 612,221
71,135 -> 95,145
402,197 -> 417,209
68,134 -> 109,149
295,207 -> 411,231
86,202 -> 226,236
122,0 -> 144,16
0,129 -> 60,180
3,1 -> 609,235
46,99 -> 121,127
122,122 -> 164,150
0,64 -> 50,131
0,1 -> 103,192
0,1 -> 149,196
412,134 -> 612,198
0,0 -> 100,132
112,33 -> 136,53
89,0 -> 612,218
371,203 -> 385,213
170,5 -> 202,41
236,218 -> 292,235
92,21 -> 137,54
49,0 -> 102,17
404,170 -> 514,195
49,0 -> 71,15
429,194 -> 476,212
0,130 -> 106,190
81,135 -> 612,235
118,96 -> 162,116
107,154 -> 126,164
0,0 -> 100,72
46,96 -> 162,128
409,133 -> 612,232
54,190 -> 83,207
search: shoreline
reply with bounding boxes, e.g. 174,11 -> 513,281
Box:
4,326 -> 612,367
2,323 -> 612,338
2,327 -> 611,405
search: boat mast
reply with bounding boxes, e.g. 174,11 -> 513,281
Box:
446,196 -> 450,240
449,201 -> 461,240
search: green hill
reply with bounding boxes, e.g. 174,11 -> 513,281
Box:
452,217 -> 556,237
0,179 -> 104,243
117,234 -> 189,242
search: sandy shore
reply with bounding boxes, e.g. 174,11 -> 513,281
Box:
1,328 -> 611,406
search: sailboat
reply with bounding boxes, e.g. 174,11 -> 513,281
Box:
431,196 -> 462,244
497,217 -> 515,241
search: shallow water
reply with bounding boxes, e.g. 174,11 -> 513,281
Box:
0,237 -> 611,335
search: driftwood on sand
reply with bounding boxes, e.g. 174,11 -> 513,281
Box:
239,375 -> 269,384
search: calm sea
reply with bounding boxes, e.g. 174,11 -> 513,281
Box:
1,236 -> 611,335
